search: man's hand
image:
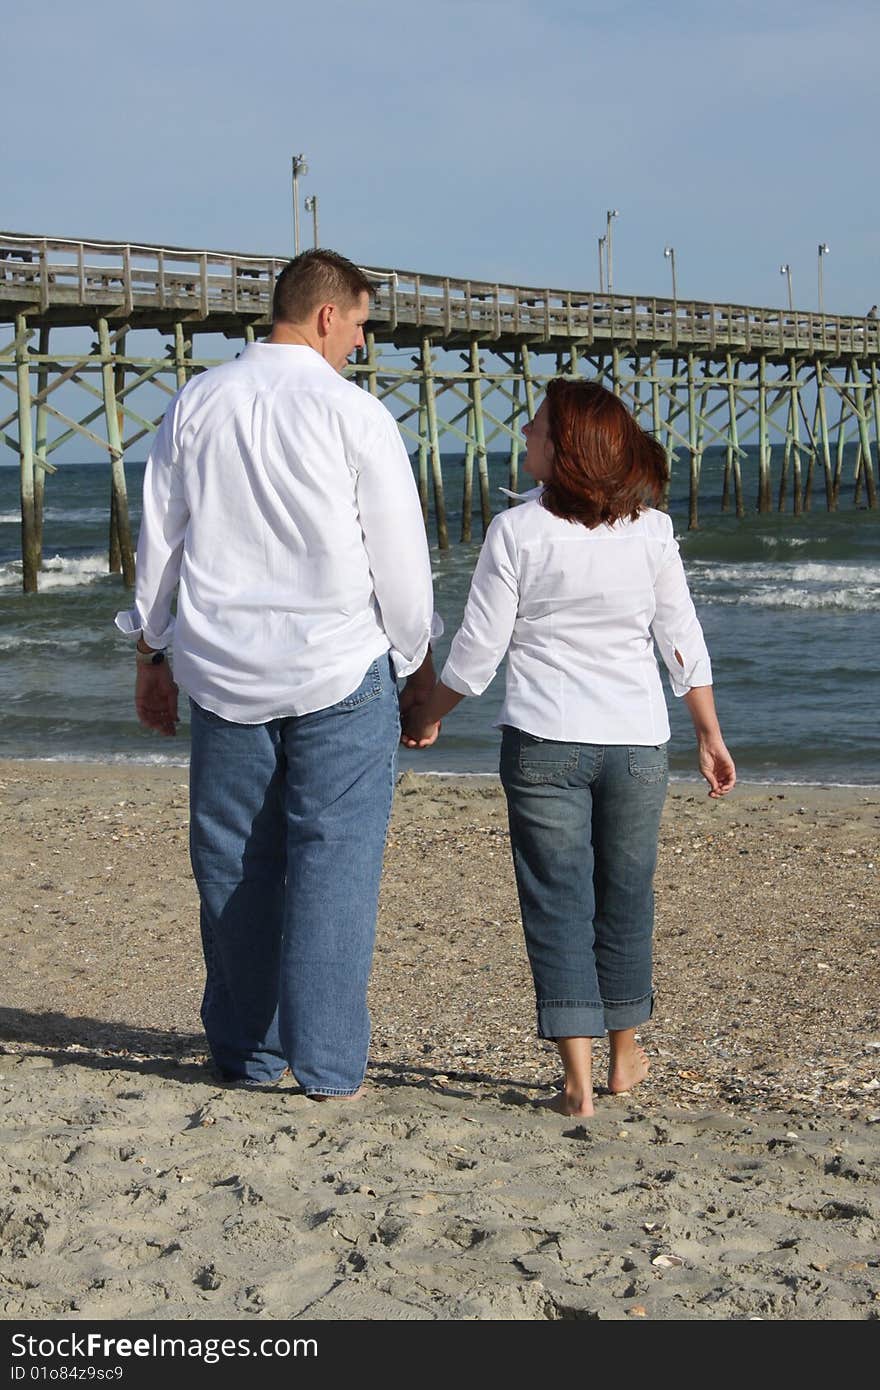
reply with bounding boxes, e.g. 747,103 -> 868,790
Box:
398,650 -> 436,719
135,662 -> 180,736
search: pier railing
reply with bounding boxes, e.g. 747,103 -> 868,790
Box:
2,229 -> 878,593
2,232 -> 878,361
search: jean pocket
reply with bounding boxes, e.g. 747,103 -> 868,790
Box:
628,743 -> 669,784
338,660 -> 383,710
517,731 -> 579,783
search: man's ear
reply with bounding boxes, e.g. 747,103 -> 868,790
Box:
317,302 -> 335,337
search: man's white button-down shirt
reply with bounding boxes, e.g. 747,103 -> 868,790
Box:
116,343 -> 436,723
441,491 -> 712,746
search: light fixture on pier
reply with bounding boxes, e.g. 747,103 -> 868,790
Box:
779,264 -> 793,313
304,194 -> 320,249
606,209 -> 619,295
817,243 -> 830,316
598,235 -> 606,294
291,153 -> 310,255
663,245 -> 677,302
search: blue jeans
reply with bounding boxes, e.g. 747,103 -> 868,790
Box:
188,656 -> 399,1095
499,728 -> 668,1040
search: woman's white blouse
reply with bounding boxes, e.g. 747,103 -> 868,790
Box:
441,491 -> 712,745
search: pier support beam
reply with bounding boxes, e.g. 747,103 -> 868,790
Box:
364,331 -> 378,396
722,355 -> 744,517
15,315 -> 38,593
508,367 -> 521,502
832,365 -> 851,508
34,324 -> 49,570
469,338 -> 492,537
789,358 -> 803,514
98,318 -> 135,587
853,358 -> 877,508
757,356 -> 771,512
109,333 -> 126,574
872,363 -> 880,506
815,361 -> 835,510
417,377 -> 429,524
421,336 -> 449,549
686,354 -> 699,530
174,321 -> 192,390
461,401 -> 474,543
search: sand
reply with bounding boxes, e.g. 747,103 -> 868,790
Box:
0,760 -> 878,1321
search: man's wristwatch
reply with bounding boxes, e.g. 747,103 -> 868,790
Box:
135,646 -> 167,666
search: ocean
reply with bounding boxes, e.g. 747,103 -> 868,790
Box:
1,450 -> 878,784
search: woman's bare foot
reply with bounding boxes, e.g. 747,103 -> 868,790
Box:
538,1088 -> 595,1118
607,1039 -> 650,1094
542,1038 -> 595,1116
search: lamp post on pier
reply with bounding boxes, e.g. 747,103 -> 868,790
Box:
606,208 -> 619,295
291,153 -> 309,254
597,236 -> 606,293
779,264 -> 793,313
304,194 -> 320,249
663,245 -> 677,302
817,243 -> 830,317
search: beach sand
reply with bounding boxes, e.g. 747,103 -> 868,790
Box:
0,760 -> 878,1321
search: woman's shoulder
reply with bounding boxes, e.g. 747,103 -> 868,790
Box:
487,491 -> 550,537
626,507 -> 675,539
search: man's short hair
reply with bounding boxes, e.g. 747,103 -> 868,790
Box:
272,249 -> 374,325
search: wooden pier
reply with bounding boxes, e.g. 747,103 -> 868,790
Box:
1,231 -> 878,590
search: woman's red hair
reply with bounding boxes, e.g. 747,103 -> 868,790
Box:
540,378 -> 668,528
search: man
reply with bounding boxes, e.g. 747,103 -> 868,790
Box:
116,249 -> 436,1099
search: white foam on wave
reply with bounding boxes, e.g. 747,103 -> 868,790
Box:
0,553 -> 110,591
43,507 -> 109,524
0,633 -> 90,652
756,534 -> 818,549
690,560 -> 879,586
712,585 -> 880,611
0,507 -> 116,524
29,751 -> 189,767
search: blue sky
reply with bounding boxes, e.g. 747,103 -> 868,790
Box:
4,0 -> 878,313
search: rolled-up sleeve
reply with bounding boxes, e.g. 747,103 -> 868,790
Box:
356,408 -> 437,678
651,522 -> 712,697
114,396 -> 188,649
441,514 -> 519,696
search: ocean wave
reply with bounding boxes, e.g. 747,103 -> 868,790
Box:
0,553 -> 111,591
689,561 -> 879,586
0,633 -> 91,652
0,508 -> 110,524
28,751 -> 190,767
756,534 -> 815,549
710,586 -> 880,611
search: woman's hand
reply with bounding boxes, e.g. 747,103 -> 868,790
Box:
697,734 -> 736,798
401,714 -> 442,749
683,686 -> 735,798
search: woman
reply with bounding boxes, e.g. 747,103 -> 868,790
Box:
403,379 -> 735,1117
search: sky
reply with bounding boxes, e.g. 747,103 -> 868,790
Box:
3,0 -> 878,314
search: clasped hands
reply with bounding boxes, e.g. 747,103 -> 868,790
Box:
399,653 -> 463,749
399,667 -> 442,749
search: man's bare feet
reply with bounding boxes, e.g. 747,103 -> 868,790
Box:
308,1085 -> 366,1103
607,1043 -> 650,1095
537,1089 -> 595,1118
